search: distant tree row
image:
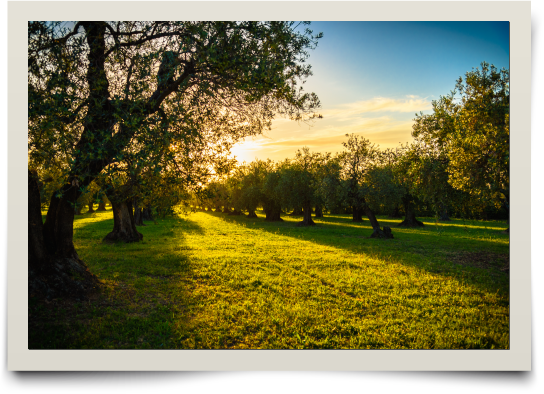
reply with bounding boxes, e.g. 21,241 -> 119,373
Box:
196,62 -> 509,236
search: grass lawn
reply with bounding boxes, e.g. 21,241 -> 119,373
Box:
29,207 -> 509,349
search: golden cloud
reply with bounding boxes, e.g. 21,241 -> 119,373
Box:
321,96 -> 432,121
231,96 -> 429,162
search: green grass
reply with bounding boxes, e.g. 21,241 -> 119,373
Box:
29,208 -> 509,349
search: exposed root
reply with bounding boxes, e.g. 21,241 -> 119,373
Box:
370,226 -> 394,239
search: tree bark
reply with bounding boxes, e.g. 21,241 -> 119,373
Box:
87,201 -> 95,213
103,197 -> 143,243
361,200 -> 394,239
297,201 -> 315,226
43,180 -> 81,258
501,188 -> 509,234
398,195 -> 424,227
264,203 -> 283,222
247,210 -> 258,218
288,206 -> 303,216
142,207 -> 154,221
315,204 -> 323,218
133,198 -> 145,226
438,202 -> 451,221
29,171 -> 100,300
388,204 -> 402,219
352,206 -> 364,222
29,170 -> 47,267
97,199 -> 107,211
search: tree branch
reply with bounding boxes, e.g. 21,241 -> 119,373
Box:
59,99 -> 88,124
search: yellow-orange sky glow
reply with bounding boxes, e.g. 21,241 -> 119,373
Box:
230,96 -> 433,163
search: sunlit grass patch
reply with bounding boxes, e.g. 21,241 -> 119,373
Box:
30,208 -> 509,349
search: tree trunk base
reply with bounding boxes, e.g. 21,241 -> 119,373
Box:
296,219 -> 315,227
265,205 -> 283,221
388,205 -> 402,219
398,219 -> 424,227
264,217 -> 284,222
142,208 -> 154,221
102,231 -> 143,243
29,255 -> 101,301
228,210 -> 242,216
370,226 -> 394,239
352,207 -> 364,222
247,211 -> 258,218
439,211 -> 451,221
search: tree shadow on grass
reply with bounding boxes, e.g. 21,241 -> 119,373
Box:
206,210 -> 510,297
29,212 -> 206,349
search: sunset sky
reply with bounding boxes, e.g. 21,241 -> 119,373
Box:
230,21 -> 510,163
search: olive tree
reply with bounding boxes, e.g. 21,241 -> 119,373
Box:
28,21 -> 322,298
339,134 -> 393,238
412,62 -> 509,230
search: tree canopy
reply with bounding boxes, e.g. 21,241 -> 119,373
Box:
28,20 -> 324,298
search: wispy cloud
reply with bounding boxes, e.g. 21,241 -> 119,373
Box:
231,96 -> 430,162
321,96 -> 432,121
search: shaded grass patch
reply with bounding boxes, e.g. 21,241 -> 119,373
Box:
29,208 -> 509,349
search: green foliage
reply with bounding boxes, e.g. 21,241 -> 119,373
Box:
273,148 -> 329,212
412,62 -> 509,211
28,21 -> 323,202
314,154 -> 344,213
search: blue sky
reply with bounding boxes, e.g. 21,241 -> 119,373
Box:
231,21 -> 510,163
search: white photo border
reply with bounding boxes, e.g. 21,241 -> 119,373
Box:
8,1 -> 531,371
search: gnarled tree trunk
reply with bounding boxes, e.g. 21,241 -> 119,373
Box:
29,171 -> 100,300
315,204 -> 323,218
297,201 -> 315,226
103,190 -> 143,243
361,200 -> 393,239
133,198 -> 145,226
388,204 -> 402,219
398,194 -> 424,227
142,207 -> 154,221
438,202 -> 450,221
352,206 -> 363,222
97,198 -> 107,211
247,209 -> 258,218
264,202 -> 283,222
